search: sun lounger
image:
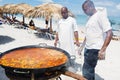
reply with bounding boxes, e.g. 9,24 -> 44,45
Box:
112,35 -> 120,41
45,32 -> 55,40
35,28 -> 55,40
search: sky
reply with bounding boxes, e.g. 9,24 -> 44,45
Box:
0,0 -> 120,17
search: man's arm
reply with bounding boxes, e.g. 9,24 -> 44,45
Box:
98,29 -> 113,60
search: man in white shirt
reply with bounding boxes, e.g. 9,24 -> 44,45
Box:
82,0 -> 113,80
54,7 -> 80,72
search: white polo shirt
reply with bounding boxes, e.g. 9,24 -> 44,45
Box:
56,16 -> 78,55
85,10 -> 112,49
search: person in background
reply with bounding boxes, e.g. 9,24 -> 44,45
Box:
82,0 -> 113,80
29,19 -> 36,30
45,16 -> 49,29
54,7 -> 80,72
12,17 -> 20,23
0,20 -> 3,25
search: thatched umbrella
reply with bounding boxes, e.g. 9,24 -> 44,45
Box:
25,3 -> 74,32
2,4 -> 16,18
12,3 -> 33,24
2,4 -> 14,14
26,3 -> 74,19
12,3 -> 33,15
25,3 -> 63,19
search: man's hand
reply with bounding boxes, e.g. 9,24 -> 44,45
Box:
54,41 -> 57,47
74,41 -> 80,47
98,49 -> 106,60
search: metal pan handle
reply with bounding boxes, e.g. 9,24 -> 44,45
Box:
70,55 -> 76,60
13,69 -> 30,74
38,43 -> 47,47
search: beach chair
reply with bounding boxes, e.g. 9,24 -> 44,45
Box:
37,28 -> 55,40
112,35 -> 120,41
44,32 -> 55,40
34,31 -> 45,38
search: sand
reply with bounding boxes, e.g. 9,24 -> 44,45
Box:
0,19 -> 120,80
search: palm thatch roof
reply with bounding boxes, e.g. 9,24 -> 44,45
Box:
12,3 -> 33,15
2,4 -> 16,14
25,3 -> 74,20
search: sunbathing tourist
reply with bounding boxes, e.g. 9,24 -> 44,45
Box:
29,19 -> 36,30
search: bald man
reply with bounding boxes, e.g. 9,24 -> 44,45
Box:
54,7 -> 80,72
82,0 -> 112,80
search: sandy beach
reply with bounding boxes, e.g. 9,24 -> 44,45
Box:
0,18 -> 120,80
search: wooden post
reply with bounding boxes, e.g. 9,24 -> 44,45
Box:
49,17 -> 53,33
23,15 -> 25,24
62,71 -> 86,80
